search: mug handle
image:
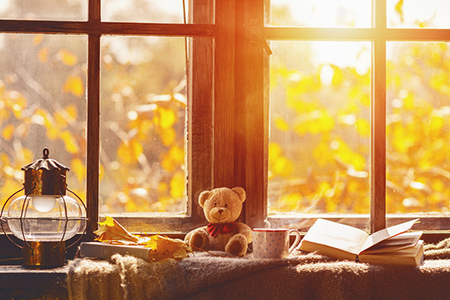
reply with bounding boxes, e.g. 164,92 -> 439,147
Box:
288,229 -> 301,254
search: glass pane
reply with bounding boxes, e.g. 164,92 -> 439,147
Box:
387,0 -> 450,28
269,41 -> 371,214
0,0 -> 87,21
0,33 -> 87,207
269,0 -> 371,28
102,0 -> 213,24
100,36 -> 187,215
387,42 -> 450,213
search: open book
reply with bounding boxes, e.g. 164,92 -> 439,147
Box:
298,219 -> 424,266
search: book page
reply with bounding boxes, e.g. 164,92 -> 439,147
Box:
358,240 -> 424,266
360,231 -> 422,254
302,219 -> 369,255
360,219 -> 419,253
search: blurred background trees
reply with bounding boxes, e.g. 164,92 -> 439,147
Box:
1,0 -> 450,217
268,0 -> 450,215
0,0 -> 187,215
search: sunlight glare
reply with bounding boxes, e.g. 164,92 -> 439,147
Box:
271,0 -> 371,28
0,0 -> 11,13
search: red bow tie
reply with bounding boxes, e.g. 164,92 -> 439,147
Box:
207,222 -> 236,237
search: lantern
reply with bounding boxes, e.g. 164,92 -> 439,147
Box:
0,148 -> 88,268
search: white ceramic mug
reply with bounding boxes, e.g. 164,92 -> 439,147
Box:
252,228 -> 301,259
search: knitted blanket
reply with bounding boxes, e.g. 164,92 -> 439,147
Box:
68,240 -> 450,300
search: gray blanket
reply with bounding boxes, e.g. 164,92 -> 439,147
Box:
68,242 -> 450,300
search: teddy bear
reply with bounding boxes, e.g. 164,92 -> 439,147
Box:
184,187 -> 252,256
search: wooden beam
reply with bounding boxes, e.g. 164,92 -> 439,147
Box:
371,0 -> 387,233
0,20 -> 214,36
187,0 -> 214,224
235,0 -> 267,227
86,0 -> 100,237
213,0 -> 236,188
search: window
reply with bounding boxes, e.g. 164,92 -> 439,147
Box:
1,0 -> 449,250
0,0 -> 216,239
265,0 -> 450,233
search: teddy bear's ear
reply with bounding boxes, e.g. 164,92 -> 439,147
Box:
198,190 -> 211,207
232,187 -> 246,203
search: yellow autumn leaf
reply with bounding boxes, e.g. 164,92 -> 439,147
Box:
117,139 -> 143,165
118,142 -> 132,165
429,115 -> 444,132
52,105 -> 77,128
2,124 -> 15,141
54,111 -> 69,128
159,107 -> 176,129
158,182 -> 168,194
355,118 -> 370,137
71,158 -> 85,183
33,34 -> 44,45
161,145 -> 184,172
270,152 -> 293,177
273,116 -> 290,131
331,65 -> 344,86
33,108 -> 58,139
63,75 -> 84,97
269,142 -> 282,161
144,235 -> 191,259
65,104 -> 78,120
1,178 -> 23,202
313,141 -> 333,167
160,127 -> 176,146
95,215 -> 139,243
131,138 -> 144,158
58,49 -> 78,66
38,47 -> 48,63
170,171 -> 185,199
61,130 -> 79,154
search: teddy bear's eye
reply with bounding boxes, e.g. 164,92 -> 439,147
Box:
214,203 -> 217,206
225,204 -> 228,208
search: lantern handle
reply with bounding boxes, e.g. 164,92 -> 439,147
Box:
0,186 -> 25,249
53,190 -> 69,250
43,148 -> 49,159
65,187 -> 89,250
20,184 -> 37,250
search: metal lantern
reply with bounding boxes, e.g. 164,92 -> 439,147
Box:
0,148 -> 88,268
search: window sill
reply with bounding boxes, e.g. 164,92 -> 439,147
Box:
2,249 -> 450,300
0,264 -> 68,299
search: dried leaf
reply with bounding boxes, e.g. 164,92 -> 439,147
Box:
94,216 -> 191,260
142,235 -> 191,259
95,215 -> 139,243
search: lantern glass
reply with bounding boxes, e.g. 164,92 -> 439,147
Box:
7,194 -> 86,242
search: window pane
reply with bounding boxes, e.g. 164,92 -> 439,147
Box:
268,0 -> 371,28
269,41 -> 371,214
387,42 -> 450,213
0,0 -> 87,21
387,0 -> 450,28
0,33 -> 87,206
102,0 -> 213,24
100,36 -> 187,215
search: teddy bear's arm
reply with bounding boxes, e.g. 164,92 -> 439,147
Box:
185,226 -> 211,251
235,222 -> 253,243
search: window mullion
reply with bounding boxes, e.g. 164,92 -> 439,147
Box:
371,0 -> 387,233
235,0 -> 267,228
213,0 -> 236,188
86,0 -> 101,237
187,0 -> 214,225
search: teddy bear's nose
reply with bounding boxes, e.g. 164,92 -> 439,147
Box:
218,209 -> 223,214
